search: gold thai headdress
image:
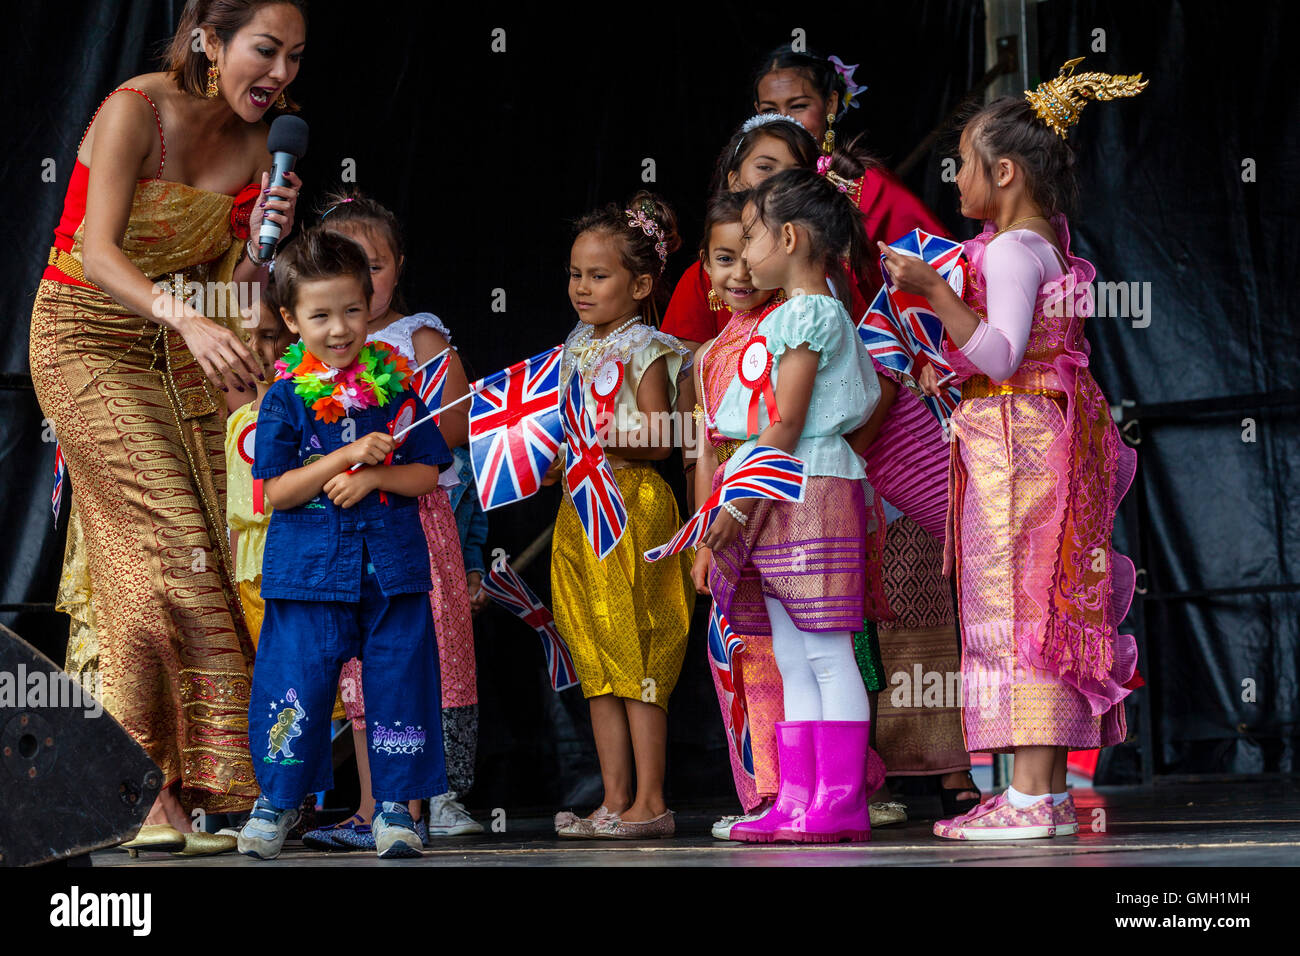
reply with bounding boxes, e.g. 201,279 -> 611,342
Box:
1024,57 -> 1148,138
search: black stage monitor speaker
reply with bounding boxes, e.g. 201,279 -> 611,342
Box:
0,624 -> 159,867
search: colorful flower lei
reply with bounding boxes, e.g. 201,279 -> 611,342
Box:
273,340 -> 413,423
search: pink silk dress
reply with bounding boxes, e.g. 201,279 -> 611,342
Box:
944,217 -> 1138,751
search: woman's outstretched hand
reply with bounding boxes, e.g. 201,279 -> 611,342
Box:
179,313 -> 264,394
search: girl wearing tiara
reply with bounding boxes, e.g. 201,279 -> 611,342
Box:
882,59 -> 1147,839
305,191 -> 484,847
550,192 -> 695,839
702,168 -> 886,843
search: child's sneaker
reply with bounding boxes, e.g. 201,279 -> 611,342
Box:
237,796 -> 301,860
1052,794 -> 1079,836
427,792 -> 484,836
373,801 -> 423,859
933,792 -> 1055,841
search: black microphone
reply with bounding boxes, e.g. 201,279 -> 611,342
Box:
258,115 -> 309,262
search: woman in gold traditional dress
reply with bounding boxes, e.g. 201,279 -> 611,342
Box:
28,0 -> 307,843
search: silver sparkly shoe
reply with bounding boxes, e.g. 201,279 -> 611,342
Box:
554,804 -> 614,838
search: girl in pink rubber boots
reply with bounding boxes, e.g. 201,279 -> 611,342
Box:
699,167 -> 891,842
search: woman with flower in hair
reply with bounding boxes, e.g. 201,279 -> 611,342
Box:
549,191 -> 695,839
28,0 -> 306,851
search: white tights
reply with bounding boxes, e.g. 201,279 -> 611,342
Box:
765,596 -> 870,722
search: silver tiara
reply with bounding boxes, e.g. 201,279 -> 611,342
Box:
739,113 -> 808,135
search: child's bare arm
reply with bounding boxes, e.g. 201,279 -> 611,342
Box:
602,355 -> 674,461
847,374 -> 898,456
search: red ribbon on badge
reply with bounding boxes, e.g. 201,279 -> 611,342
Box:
378,399 -> 418,505
237,421 -> 263,515
590,359 -> 623,434
738,337 -> 780,437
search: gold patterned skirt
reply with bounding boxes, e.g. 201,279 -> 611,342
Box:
951,394 -> 1126,751
551,464 -> 694,711
29,278 -> 257,812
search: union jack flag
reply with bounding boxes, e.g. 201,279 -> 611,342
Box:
709,604 -> 753,776
481,555 -> 579,692
643,445 -> 806,562
468,346 -> 565,511
560,370 -> 627,559
51,439 -> 66,525
857,228 -> 966,420
412,350 -> 451,420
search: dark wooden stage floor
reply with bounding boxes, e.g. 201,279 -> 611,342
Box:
85,779 -> 1300,867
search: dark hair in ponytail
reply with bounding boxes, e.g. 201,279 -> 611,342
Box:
747,167 -> 869,312
163,0 -> 306,111
572,190 -> 682,326
962,96 -> 1078,217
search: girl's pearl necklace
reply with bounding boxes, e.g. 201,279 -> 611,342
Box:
570,316 -> 642,373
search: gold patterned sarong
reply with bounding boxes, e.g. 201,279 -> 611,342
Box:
30,178 -> 258,811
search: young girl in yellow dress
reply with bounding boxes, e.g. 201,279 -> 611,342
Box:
549,191 -> 695,839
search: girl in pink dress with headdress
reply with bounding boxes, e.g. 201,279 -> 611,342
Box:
881,59 -> 1148,839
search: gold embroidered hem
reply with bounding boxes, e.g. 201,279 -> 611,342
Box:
31,278 -> 257,812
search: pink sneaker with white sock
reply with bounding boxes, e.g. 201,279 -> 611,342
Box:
1052,794 -> 1078,836
933,792 -> 1056,840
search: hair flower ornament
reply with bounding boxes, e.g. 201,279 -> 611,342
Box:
827,55 -> 868,111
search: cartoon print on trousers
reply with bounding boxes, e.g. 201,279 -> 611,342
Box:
266,689 -> 307,764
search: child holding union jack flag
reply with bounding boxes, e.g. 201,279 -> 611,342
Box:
237,229 -> 451,860
549,192 -> 695,839
880,61 -> 1147,840
701,168 -> 888,843
307,191 -> 485,844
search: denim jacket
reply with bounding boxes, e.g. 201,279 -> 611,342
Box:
253,379 -> 451,602
448,446 -> 488,577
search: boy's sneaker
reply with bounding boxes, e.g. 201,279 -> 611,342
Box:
427,792 -> 485,836
237,796 -> 301,860
373,802 -> 423,859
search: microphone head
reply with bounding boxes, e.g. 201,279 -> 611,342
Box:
267,115 -> 308,157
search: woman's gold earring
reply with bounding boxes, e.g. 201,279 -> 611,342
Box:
821,114 -> 835,154
275,91 -> 287,109
206,63 -> 220,98
707,288 -> 726,312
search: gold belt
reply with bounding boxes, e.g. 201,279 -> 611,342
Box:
47,246 -> 92,285
962,375 -> 1065,401
713,439 -> 742,463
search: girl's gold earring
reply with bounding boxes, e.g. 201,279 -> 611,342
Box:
275,91 -> 287,109
206,63 -> 220,98
821,114 -> 835,154
707,288 -> 726,312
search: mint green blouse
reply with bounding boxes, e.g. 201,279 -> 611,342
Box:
714,294 -> 879,480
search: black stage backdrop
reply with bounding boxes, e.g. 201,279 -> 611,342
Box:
1,1 -> 1295,811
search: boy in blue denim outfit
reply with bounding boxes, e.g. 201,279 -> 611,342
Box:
238,228 -> 450,860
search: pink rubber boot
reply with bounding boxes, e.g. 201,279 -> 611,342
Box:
729,721 -> 815,843
775,721 -> 880,843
